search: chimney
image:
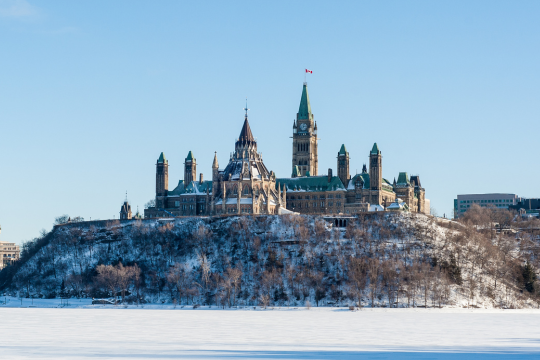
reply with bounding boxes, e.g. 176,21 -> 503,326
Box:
328,168 -> 332,183
199,173 -> 203,184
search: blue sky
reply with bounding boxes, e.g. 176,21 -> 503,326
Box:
1,1 -> 539,244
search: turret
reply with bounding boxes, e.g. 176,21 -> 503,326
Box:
120,194 -> 132,220
184,151 -> 196,184
156,152 -> 168,208
282,184 -> 287,208
369,143 -> 382,191
369,143 -> 383,206
337,144 -> 350,187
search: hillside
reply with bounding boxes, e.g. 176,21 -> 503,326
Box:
1,213 -> 538,308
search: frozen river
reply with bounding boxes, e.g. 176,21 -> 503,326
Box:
1,302 -> 539,359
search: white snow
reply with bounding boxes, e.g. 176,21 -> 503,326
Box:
0,303 -> 539,359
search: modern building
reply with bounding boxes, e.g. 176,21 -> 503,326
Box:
510,198 -> 540,217
145,82 -> 429,218
0,225 -> 20,270
454,193 -> 519,218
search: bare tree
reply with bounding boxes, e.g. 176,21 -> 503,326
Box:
225,265 -> 243,306
167,263 -> 194,305
367,258 -> 380,307
96,264 -> 120,304
348,257 -> 366,307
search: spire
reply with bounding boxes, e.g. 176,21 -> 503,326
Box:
212,152 -> 219,169
238,118 -> 254,142
297,83 -> 312,120
371,143 -> 380,155
339,144 -> 347,155
186,151 -> 194,161
158,152 -> 167,164
236,115 -> 256,150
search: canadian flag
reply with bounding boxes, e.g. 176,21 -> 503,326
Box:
305,69 -> 313,74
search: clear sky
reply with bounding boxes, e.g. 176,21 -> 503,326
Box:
1,0 -> 539,244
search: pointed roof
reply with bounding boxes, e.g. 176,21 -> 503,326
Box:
397,172 -> 411,186
186,151 -> 194,161
238,118 -> 254,142
297,83 -> 312,120
371,143 -> 380,155
212,152 -> 219,168
158,152 -> 167,164
339,144 -> 347,155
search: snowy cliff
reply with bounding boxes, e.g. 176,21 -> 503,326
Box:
0,213 -> 537,308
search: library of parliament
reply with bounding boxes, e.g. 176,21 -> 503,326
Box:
142,83 -> 429,219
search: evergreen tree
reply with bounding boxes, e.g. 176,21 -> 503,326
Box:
522,262 -> 537,293
448,254 -> 463,285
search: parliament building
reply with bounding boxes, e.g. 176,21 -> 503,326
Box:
144,83 -> 429,218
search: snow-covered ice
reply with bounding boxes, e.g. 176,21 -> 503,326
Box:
0,302 -> 539,359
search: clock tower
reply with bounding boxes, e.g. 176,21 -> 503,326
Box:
292,82 -> 318,177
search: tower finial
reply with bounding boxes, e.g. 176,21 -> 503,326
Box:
244,98 -> 249,119
125,191 -> 128,202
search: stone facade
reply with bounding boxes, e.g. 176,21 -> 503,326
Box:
145,110 -> 287,218
292,83 -> 318,177
119,200 -> 132,220
144,82 -> 428,218
0,225 -> 20,270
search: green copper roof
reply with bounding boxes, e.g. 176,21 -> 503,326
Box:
350,173 -> 370,190
339,144 -> 347,155
371,143 -> 380,155
397,172 -> 411,186
158,152 -> 167,164
168,180 -> 213,196
276,176 -> 346,192
305,170 -> 311,177
297,83 -> 312,120
186,151 -> 194,161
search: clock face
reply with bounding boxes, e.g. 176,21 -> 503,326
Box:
300,123 -> 308,131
